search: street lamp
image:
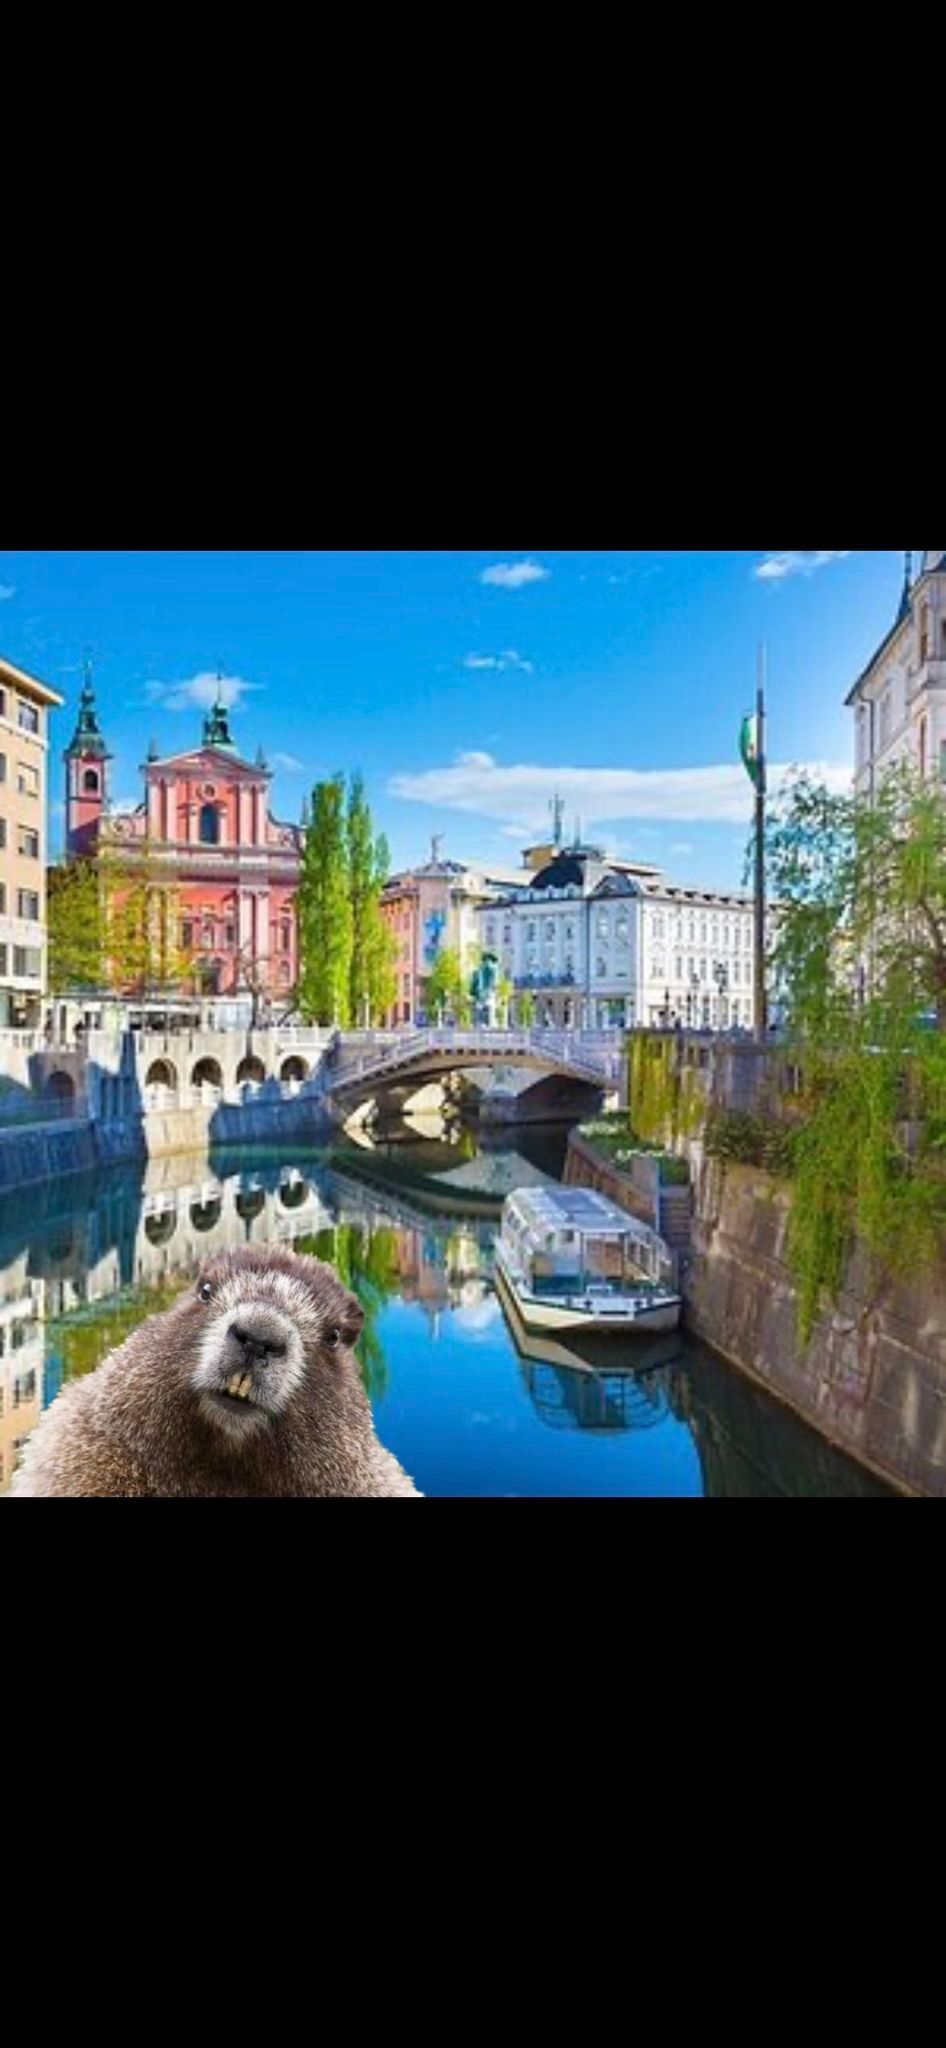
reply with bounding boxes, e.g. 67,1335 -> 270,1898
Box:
713,961 -> 730,1032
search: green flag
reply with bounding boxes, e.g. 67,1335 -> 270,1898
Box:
740,713 -> 763,790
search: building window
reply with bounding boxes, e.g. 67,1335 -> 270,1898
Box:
0,819 -> 6,850
18,828 -> 40,860
0,689 -> 5,719
0,944 -> 7,974
18,762 -> 39,798
83,768 -> 100,794
225,923 -> 237,947
0,753 -> 5,782
18,890 -> 41,922
18,700 -> 41,735
281,922 -> 292,952
14,947 -> 42,978
200,803 -> 221,846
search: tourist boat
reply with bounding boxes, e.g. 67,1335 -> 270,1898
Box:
494,1187 -> 682,1335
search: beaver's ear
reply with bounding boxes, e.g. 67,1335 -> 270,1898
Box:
341,1293 -> 365,1344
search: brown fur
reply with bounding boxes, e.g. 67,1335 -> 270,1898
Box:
12,1246 -> 421,1499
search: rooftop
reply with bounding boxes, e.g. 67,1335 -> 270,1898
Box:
0,655 -> 65,710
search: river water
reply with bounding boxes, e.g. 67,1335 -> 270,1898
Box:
0,1118 -> 889,1498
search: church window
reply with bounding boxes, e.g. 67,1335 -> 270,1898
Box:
226,924 -> 236,947
281,922 -> 292,952
200,804 -> 220,846
182,922 -> 194,950
83,769 -> 100,794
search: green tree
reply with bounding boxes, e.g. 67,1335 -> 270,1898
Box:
298,777 -> 353,1026
425,947 -> 471,1025
516,990 -> 537,1028
764,765 -> 946,1338
100,841 -> 194,1000
348,780 -> 398,1026
47,861 -> 105,994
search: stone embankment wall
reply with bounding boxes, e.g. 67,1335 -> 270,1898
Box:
684,1156 -> 946,1498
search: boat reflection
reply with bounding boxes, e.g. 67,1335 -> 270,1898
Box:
496,1277 -> 683,1434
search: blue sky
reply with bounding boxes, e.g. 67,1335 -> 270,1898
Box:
0,548 -> 909,884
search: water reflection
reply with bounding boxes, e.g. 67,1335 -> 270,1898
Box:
0,1137 -> 890,1498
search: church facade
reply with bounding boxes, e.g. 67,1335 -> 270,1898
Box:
65,683 -> 304,1001
849,552 -> 946,795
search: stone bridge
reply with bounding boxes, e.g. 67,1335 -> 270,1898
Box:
0,1023 -> 624,1136
325,1028 -> 624,1115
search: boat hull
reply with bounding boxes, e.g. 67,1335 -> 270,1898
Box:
494,1248 -> 681,1336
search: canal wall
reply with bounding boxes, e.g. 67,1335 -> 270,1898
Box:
0,1096 -> 335,1194
684,1156 -> 946,1498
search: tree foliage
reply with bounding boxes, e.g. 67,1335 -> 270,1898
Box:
297,777 -> 354,1027
425,947 -> 472,1025
47,861 -> 105,994
297,775 -> 396,1029
100,842 -> 194,999
766,766 -> 946,1339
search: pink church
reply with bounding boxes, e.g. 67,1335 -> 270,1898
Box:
65,682 -> 304,1001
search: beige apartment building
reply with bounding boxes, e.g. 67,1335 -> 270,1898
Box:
0,657 -> 64,1027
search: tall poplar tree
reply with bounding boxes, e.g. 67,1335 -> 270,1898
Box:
349,777 -> 397,1026
47,861 -> 106,994
298,776 -> 354,1026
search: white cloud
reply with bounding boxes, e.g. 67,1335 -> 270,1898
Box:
0,585 -> 15,602
481,560 -> 550,591
389,752 -> 852,831
755,551 -> 852,581
145,670 -> 260,713
463,649 -> 534,675
271,752 -> 305,773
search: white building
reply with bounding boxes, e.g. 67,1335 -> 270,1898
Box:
477,844 -> 763,1033
849,552 -> 946,794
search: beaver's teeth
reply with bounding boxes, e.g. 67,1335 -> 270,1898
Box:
240,1376 -> 253,1401
228,1374 -> 243,1399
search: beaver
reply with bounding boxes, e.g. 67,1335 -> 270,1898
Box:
12,1245 -> 421,1498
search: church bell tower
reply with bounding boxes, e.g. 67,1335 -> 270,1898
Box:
65,664 -> 112,858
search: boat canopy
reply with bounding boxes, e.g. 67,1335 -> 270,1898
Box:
502,1187 -> 675,1292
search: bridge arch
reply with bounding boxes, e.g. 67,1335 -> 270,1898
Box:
145,1210 -> 177,1248
45,1070 -> 76,1106
190,1196 -> 223,1234
146,1058 -> 178,1094
192,1057 -> 224,1094
280,1055 -> 309,1089
237,1055 -> 267,1089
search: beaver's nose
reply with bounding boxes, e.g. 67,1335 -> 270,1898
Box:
232,1322 -> 288,1365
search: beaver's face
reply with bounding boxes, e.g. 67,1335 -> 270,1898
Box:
189,1252 -> 365,1445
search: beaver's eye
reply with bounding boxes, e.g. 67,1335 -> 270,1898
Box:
325,1326 -> 341,1351
199,1281 -> 214,1305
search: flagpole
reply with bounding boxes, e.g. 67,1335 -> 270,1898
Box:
755,645 -> 769,1042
